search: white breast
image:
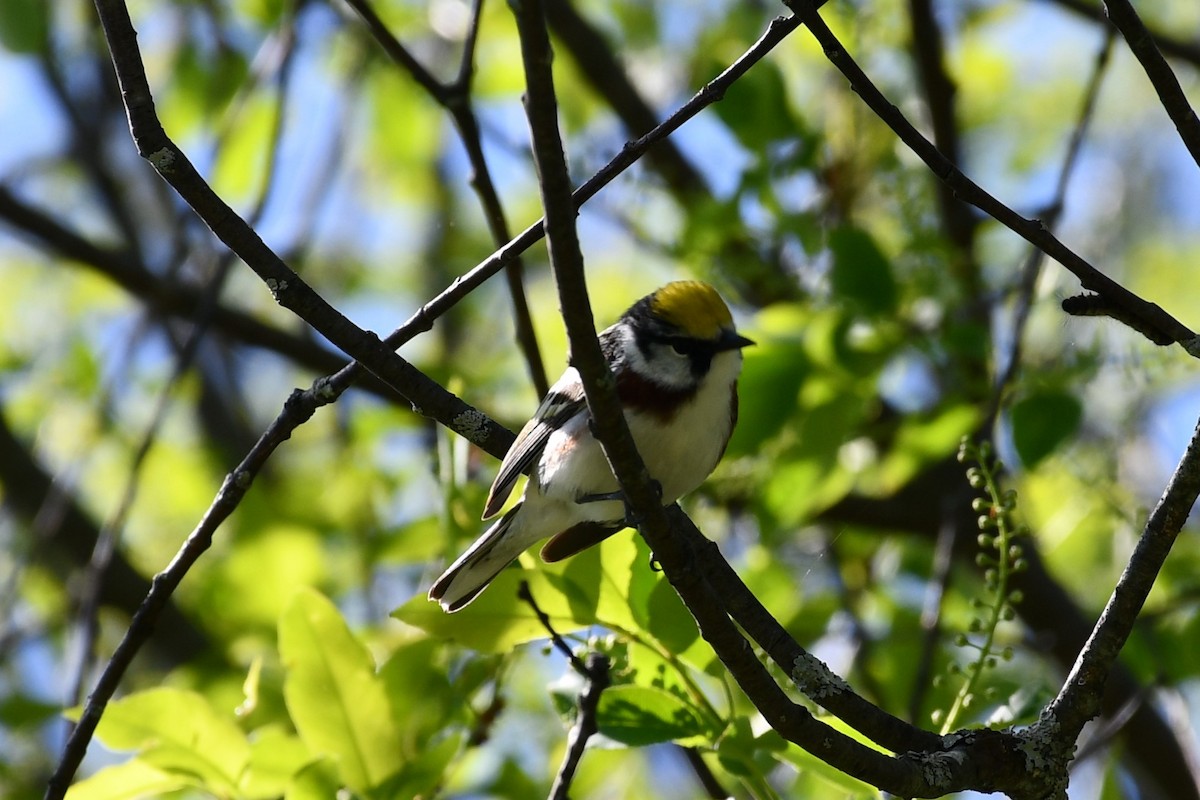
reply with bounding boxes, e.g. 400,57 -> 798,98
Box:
534,351 -> 741,511
628,349 -> 741,502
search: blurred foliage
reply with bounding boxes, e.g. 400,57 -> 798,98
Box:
2,0 -> 1200,798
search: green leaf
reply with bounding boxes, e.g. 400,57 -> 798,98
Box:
374,733 -> 461,799
398,535 -> 649,651
0,0 -> 48,54
279,589 -> 403,794
89,688 -> 249,795
829,226 -> 898,316
626,537 -> 699,655
285,756 -> 343,800
64,760 -> 189,800
725,338 -> 808,456
379,638 -> 457,747
1010,390 -> 1082,468
241,726 -> 311,799
712,61 -> 804,151
773,738 -> 879,797
594,685 -> 710,746
0,692 -> 59,728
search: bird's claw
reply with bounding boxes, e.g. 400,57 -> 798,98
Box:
576,479 -> 663,529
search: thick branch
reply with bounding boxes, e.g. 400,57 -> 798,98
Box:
92,0 -> 512,451
509,1 -> 1032,795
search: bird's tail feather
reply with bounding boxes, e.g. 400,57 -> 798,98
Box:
429,504 -> 525,612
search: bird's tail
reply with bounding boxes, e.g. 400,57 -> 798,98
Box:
429,504 -> 526,612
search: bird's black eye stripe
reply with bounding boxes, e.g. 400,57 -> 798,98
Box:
668,338 -> 700,357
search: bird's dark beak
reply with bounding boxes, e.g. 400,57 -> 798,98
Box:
716,328 -> 755,351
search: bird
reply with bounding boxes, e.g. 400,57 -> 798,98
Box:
429,280 -> 753,612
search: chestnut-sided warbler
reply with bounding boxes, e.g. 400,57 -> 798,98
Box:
429,281 -> 753,611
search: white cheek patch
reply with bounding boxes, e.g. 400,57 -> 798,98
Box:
622,326 -> 694,391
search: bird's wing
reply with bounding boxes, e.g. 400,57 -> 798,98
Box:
482,372 -> 586,518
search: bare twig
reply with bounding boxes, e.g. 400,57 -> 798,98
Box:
989,28 -> 1114,418
1101,0 -> 1200,171
508,1 -> 1007,794
517,582 -> 612,800
345,0 -> 549,396
549,650 -> 610,800
1040,0 -> 1200,66
785,0 -> 1197,351
1048,416 -> 1200,745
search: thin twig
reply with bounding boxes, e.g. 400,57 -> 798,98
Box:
1048,416 -> 1200,739
346,0 -> 549,396
785,0 -> 1197,351
548,650 -> 610,800
516,582 -> 612,800
1101,0 -> 1200,171
1040,0 -> 1200,65
989,28 -> 1114,420
517,581 -> 587,672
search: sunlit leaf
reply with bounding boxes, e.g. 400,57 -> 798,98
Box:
64,760 -> 189,800
394,567 -> 582,652
89,688 -> 250,795
379,638 -> 457,748
279,589 -> 403,794
594,684 -> 711,746
241,726 -> 311,799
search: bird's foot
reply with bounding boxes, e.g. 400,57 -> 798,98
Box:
577,480 -> 663,529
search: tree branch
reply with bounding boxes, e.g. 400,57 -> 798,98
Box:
1049,415 -> 1200,746
906,0 -> 980,298
344,0 -> 549,396
1041,0 -> 1200,66
785,0 -> 1198,352
508,1 -> 1037,795
1100,0 -> 1200,170
518,582 -> 611,800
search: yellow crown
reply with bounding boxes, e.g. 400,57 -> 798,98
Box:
650,281 -> 733,340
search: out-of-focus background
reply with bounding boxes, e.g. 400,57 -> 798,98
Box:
3,0 -> 1200,797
